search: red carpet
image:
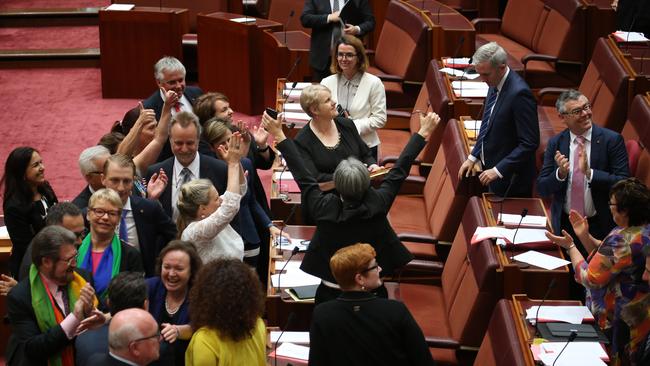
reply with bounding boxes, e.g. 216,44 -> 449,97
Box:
0,26 -> 99,49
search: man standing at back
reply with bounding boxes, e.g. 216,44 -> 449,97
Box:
458,42 -> 540,197
73,146 -> 111,210
143,56 -> 203,162
146,111 -> 228,222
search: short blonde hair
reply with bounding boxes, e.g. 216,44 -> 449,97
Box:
176,179 -> 213,235
330,243 -> 376,289
330,35 -> 369,74
88,188 -> 123,210
203,118 -> 231,146
299,84 -> 332,117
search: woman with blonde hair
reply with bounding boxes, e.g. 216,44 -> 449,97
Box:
176,132 -> 248,261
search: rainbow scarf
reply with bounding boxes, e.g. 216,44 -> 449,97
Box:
77,234 -> 122,300
29,264 -> 96,366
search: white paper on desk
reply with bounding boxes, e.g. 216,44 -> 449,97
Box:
273,171 -> 294,181
283,111 -> 311,121
513,250 -> 570,270
526,306 -> 594,324
284,83 -> 312,91
271,268 -> 320,288
498,213 -> 547,227
471,226 -> 510,243
540,342 -> 608,360
452,81 -> 489,90
538,352 -> 606,366
0,226 -> 8,239
275,342 -> 310,361
454,88 -> 489,98
106,4 -> 134,10
274,260 -> 302,271
230,17 -> 256,23
275,237 -> 309,252
270,331 -> 310,344
439,68 -> 480,79
283,89 -> 303,98
612,31 -> 649,42
463,120 -> 482,130
442,57 -> 471,67
282,102 -> 305,112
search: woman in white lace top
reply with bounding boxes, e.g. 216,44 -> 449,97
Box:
177,132 -> 248,261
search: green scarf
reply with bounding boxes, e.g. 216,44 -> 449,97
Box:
77,233 -> 122,300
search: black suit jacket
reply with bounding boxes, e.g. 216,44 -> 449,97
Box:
142,85 -> 204,162
72,185 -> 92,210
470,70 -> 539,197
309,291 -> 435,366
5,270 -> 91,366
301,0 -> 375,71
536,125 -> 629,237
87,353 -> 132,366
277,133 -> 424,282
75,323 -> 108,366
130,195 -> 177,276
145,154 -> 228,219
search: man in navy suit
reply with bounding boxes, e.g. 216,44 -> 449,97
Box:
145,111 -> 228,222
537,90 -> 629,244
301,0 -> 375,81
101,154 -> 177,277
142,56 -> 203,162
458,42 -> 540,197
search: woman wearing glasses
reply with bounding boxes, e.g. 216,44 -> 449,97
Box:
546,178 -> 650,366
2,146 -> 58,279
309,243 -> 434,366
321,35 -> 387,161
77,188 -> 143,302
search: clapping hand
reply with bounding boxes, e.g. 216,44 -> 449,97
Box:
147,168 -> 168,200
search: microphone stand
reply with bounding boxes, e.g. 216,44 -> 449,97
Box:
276,246 -> 300,294
509,208 -> 529,268
533,278 -> 557,337
552,331 -> 578,366
274,312 -> 297,366
284,10 -> 295,46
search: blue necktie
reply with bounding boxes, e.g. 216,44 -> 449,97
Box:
476,87 -> 498,153
119,209 -> 128,244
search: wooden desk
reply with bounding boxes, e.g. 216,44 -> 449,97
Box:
99,7 -> 189,98
482,194 -> 570,299
444,71 -> 485,120
511,294 -> 584,344
197,12 -> 282,115
266,225 -> 316,329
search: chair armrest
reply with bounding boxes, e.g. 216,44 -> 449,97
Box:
537,87 -> 569,104
386,109 -> 412,119
386,109 -> 412,130
435,240 -> 453,247
425,337 -> 461,349
398,175 -> 426,195
471,18 -> 502,33
521,53 -> 557,65
404,259 -> 443,273
399,233 -> 436,243
374,73 -> 404,83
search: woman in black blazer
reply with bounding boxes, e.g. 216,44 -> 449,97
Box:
308,243 -> 435,366
2,147 -> 58,279
261,110 -> 439,304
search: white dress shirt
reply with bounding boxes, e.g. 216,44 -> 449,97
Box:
557,128 -> 596,217
171,153 -> 200,221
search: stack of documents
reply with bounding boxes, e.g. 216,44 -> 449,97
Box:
472,226 -> 551,246
439,67 -> 480,79
270,267 -> 320,289
282,102 -> 305,113
512,251 -> 570,270
611,31 -> 649,42
270,331 -> 310,345
442,57 -> 471,68
526,306 -> 594,325
273,342 -> 310,361
534,342 -> 608,366
451,81 -> 489,97
498,213 -> 547,228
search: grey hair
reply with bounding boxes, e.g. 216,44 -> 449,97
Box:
176,179 -> 213,234
78,145 -> 110,176
31,226 -> 77,268
108,322 -> 144,350
89,188 -> 124,211
300,84 -> 331,117
472,42 -> 507,68
154,56 -> 186,82
169,111 -> 202,140
555,89 -> 585,114
334,157 -> 370,202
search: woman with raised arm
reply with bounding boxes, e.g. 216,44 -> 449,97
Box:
261,109 -> 440,304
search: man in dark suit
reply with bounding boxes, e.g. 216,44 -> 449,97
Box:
101,154 -> 177,277
458,41 -> 540,197
73,145 -> 110,210
142,56 -> 203,162
145,111 -> 228,222
301,0 -> 375,81
87,308 -> 160,366
75,272 -> 148,366
537,90 -> 629,244
6,226 -> 97,366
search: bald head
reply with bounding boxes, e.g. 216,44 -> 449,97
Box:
109,308 -> 159,365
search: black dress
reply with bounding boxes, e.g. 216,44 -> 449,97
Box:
4,184 -> 57,279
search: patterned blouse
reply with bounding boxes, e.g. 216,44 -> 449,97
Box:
575,225 -> 650,365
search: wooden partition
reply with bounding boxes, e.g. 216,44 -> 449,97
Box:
99,7 -> 189,98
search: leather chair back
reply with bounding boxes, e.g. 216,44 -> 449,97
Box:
474,299 -> 529,366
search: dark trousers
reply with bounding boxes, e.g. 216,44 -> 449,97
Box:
370,145 -> 378,163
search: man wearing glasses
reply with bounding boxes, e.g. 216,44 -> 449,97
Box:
89,308 -> 160,366
143,56 -> 204,162
5,226 -> 98,366
537,89 -> 630,252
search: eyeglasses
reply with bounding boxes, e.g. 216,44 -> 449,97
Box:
563,103 -> 591,116
337,52 -> 357,60
360,264 -> 379,274
130,330 -> 161,345
89,208 -> 121,219
58,251 -> 78,266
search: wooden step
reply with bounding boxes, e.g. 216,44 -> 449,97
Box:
0,7 -> 100,27
0,48 -> 100,68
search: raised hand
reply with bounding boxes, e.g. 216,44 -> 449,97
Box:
147,168 -> 168,200
252,124 -> 270,148
73,283 -> 96,320
261,110 -> 285,141
417,111 -> 440,138
76,309 -> 107,334
554,150 -> 570,180
545,229 -> 574,250
162,87 -> 179,108
220,132 -> 246,164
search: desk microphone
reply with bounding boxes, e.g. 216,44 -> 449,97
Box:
284,10 -> 295,46
509,207 -> 527,263
451,36 -> 466,70
533,278 -> 557,336
274,312 -> 297,366
497,173 -> 518,225
437,5 -> 441,25
552,330 -> 578,366
276,245 -> 300,293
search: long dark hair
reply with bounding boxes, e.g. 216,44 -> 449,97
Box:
2,147 -> 45,209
